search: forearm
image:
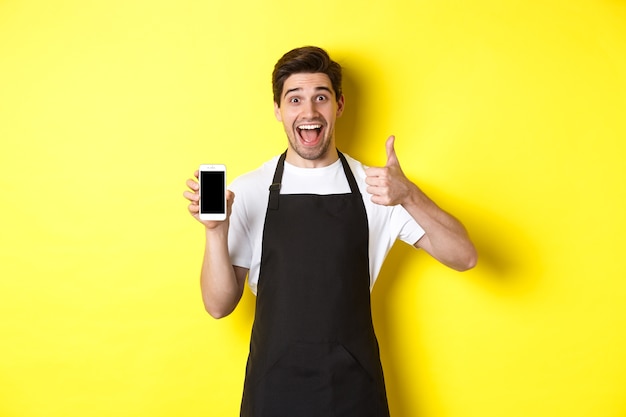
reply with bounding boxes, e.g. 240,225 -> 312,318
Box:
403,182 -> 477,271
200,227 -> 245,318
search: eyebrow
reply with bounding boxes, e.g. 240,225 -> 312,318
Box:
283,86 -> 333,99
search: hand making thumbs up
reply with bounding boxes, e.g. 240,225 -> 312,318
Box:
365,135 -> 414,206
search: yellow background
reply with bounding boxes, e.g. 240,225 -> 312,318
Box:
1,0 -> 626,416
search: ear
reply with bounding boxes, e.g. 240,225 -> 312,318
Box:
336,94 -> 345,117
274,101 -> 282,122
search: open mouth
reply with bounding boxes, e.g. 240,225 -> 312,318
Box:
297,124 -> 323,145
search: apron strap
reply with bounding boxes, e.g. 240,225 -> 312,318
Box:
337,151 -> 360,195
268,151 -> 287,210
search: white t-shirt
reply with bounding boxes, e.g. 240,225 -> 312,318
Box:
228,153 -> 425,294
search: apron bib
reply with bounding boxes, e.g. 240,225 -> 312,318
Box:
240,151 -> 390,417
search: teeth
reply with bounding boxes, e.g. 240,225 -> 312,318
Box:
298,124 -> 322,130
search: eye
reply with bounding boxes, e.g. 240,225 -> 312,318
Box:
289,97 -> 300,104
316,95 -> 327,102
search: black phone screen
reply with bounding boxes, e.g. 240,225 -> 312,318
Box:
200,171 -> 225,214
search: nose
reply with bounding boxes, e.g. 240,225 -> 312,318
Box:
302,99 -> 319,118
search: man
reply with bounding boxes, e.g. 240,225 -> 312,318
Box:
184,46 -> 477,417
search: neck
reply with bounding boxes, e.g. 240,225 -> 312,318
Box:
285,147 -> 339,168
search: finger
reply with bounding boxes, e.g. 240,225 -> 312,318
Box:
365,175 -> 388,189
385,135 -> 400,167
364,176 -> 375,187
366,185 -> 382,197
186,178 -> 199,191
183,190 -> 199,202
364,166 -> 386,179
188,202 -> 199,215
225,190 -> 235,216
369,192 -> 390,207
225,190 -> 235,207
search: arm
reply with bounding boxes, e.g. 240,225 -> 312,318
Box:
365,136 -> 477,271
184,172 -> 249,318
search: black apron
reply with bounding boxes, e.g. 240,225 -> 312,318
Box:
240,151 -> 390,417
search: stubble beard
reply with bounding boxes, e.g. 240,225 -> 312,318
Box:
289,135 -> 332,161
287,123 -> 334,161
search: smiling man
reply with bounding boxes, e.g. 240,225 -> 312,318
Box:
274,71 -> 344,166
184,46 -> 477,417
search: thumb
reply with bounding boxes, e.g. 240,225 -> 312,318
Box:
385,135 -> 400,167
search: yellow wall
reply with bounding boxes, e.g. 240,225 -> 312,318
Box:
1,0 -> 625,416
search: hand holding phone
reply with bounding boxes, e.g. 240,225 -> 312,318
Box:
199,164 -> 227,221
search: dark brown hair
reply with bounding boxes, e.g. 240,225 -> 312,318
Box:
272,46 -> 342,106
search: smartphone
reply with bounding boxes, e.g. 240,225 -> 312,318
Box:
198,164 -> 227,221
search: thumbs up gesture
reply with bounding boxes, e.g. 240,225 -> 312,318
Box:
365,135 -> 413,206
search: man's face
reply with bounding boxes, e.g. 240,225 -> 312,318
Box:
274,72 -> 344,167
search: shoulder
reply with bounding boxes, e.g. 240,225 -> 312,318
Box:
229,155 -> 280,193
